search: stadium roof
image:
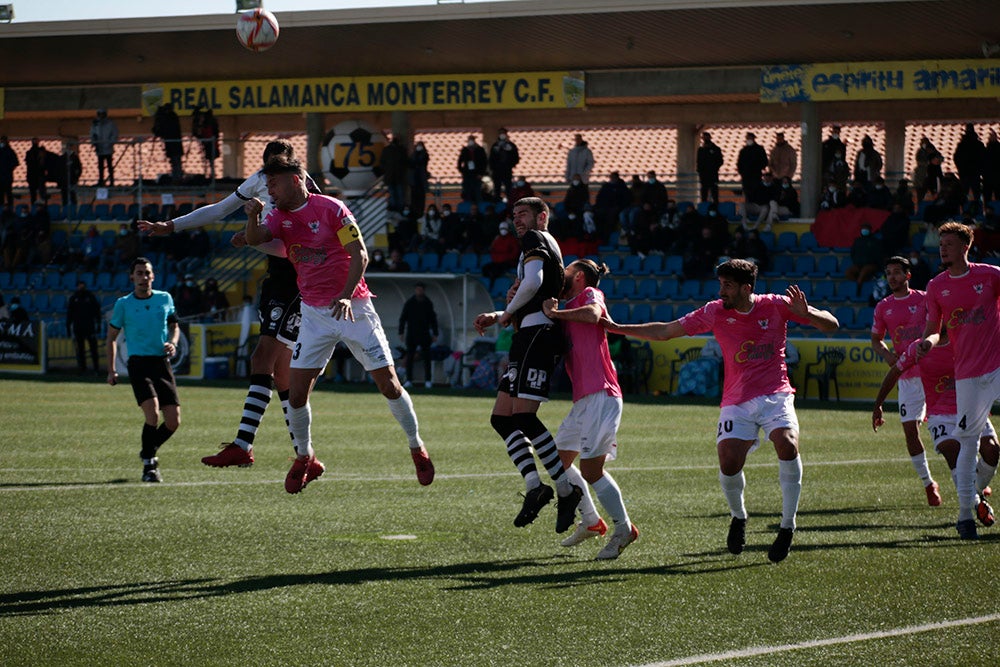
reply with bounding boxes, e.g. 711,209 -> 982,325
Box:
1,0 -> 997,87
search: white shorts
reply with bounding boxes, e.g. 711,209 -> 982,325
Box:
897,377 -> 927,424
926,414 -> 997,453
555,392 -> 622,461
716,392 -> 799,452
292,297 -> 393,372
955,367 -> 1000,441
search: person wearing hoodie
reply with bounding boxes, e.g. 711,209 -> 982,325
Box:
565,133 -> 595,185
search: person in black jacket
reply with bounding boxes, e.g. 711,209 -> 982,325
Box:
457,134 -> 488,204
696,131 -> 724,204
736,132 -> 768,203
398,282 -> 439,389
488,127 -> 520,202
953,123 -> 986,205
67,280 -> 102,374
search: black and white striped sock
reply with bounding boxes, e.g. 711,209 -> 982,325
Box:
233,374 -> 273,451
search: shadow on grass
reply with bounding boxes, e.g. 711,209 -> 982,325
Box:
0,479 -> 132,489
0,554 -> 761,617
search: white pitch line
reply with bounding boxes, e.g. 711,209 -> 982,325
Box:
0,457 -> 915,493
640,613 -> 1000,667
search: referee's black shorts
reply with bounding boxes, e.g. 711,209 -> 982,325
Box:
127,355 -> 179,407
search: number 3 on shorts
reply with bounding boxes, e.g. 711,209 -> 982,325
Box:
292,342 -> 301,360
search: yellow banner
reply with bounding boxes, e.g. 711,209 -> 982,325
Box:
761,59 -> 1000,103
641,336 -> 887,402
141,71 -> 585,116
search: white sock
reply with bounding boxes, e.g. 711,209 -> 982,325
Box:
778,457 -> 802,530
977,459 -> 997,495
387,390 -> 423,448
719,471 -> 747,519
563,464 -> 599,525
957,438 -> 978,521
910,452 -> 934,485
592,472 -> 630,531
287,403 -> 314,458
524,471 -> 541,491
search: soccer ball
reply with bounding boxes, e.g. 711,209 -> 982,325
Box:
236,8 -> 279,53
320,120 -> 388,197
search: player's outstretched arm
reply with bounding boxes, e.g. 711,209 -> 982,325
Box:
787,284 -> 839,332
137,220 -> 173,236
543,297 -> 601,323
601,318 -> 685,341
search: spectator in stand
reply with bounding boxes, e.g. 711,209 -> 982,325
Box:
983,130 -> 1000,207
684,224 -> 728,280
697,131 -> 724,203
25,201 -> 53,268
649,202 -> 680,255
379,135 -> 409,213
369,248 -> 389,272
200,277 -> 229,322
565,133 -> 595,185
387,248 -> 411,272
953,123 -> 985,206
847,180 -> 868,208
67,279 -> 102,374
924,172 -> 965,225
47,142 -> 82,206
866,176 -> 893,210
409,140 -> 431,215
726,227 -> 770,271
563,172 -> 591,223
7,296 -> 29,324
640,170 -> 669,229
827,148 -> 851,190
0,136 -> 18,209
152,103 -> 183,183
914,136 -> 940,202
110,222 -> 140,269
776,176 -> 800,218
25,138 -> 48,204
191,107 -> 220,179
390,205 -> 419,252
819,178 -> 846,210
742,171 -> 780,231
488,127 -> 520,202
418,203 -> 443,254
845,224 -> 883,293
594,171 -> 630,240
172,273 -> 203,318
923,152 -> 944,202
769,132 -> 797,182
77,224 -> 105,272
854,135 -> 883,187
894,178 -> 915,216
736,132 -> 768,203
821,124 -> 847,177
907,250 -> 931,290
439,203 -> 470,253
457,134 -> 488,204
458,202 -> 489,254
90,109 -> 119,187
620,174 -> 645,238
677,202 -> 709,251
482,220 -> 520,289
881,203 -> 912,258
176,226 -> 211,275
507,176 -> 535,214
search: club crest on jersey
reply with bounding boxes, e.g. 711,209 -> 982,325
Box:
908,306 -> 917,313
270,306 -> 283,321
308,221 -> 321,234
974,283 -> 984,294
758,319 -> 770,330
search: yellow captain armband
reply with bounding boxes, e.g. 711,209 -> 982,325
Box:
337,222 -> 362,245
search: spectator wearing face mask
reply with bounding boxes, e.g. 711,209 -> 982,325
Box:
369,248 -> 389,272
488,128 -> 520,202
742,171 -> 780,231
481,220 -> 520,288
410,141 -> 431,215
172,273 -> 204,318
866,177 -> 893,211
561,173 -> 591,235
819,178 -> 846,210
457,134 -> 488,203
822,124 -> 847,176
419,204 -> 443,254
906,251 -> 931,290
845,224 -> 883,292
507,176 -> 535,212
776,177 -> 800,218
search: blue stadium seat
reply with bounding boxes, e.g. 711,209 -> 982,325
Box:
635,278 -> 659,300
28,271 -> 44,288
419,253 -> 440,272
0,272 -> 11,291
49,293 -> 67,312
776,231 -> 798,252
657,277 -> 680,299
32,293 -> 50,311
759,231 -> 776,250
835,280 -> 859,302
718,201 -> 738,221
563,254 -> 579,267
630,303 -> 652,323
402,252 -> 420,270
811,280 -> 836,302
616,277 -> 638,300
11,272 -> 28,289
653,304 -> 674,321
456,201 -> 472,215
658,254 -> 684,277
814,255 -> 840,278
697,201 -> 711,216
675,303 -> 698,319
833,305 -> 856,328
438,253 -> 459,273
855,306 -> 875,329
48,204 -> 66,221
43,272 -> 61,289
622,254 -> 642,275
109,203 -> 128,220
754,278 -> 768,293
767,254 -> 794,277
769,279 -> 790,295
609,302 -> 630,324
76,203 -> 95,220
458,252 -> 479,273
602,255 -> 622,273
679,279 -> 702,300
794,255 -> 815,276
798,231 -> 819,252
93,203 -> 110,220
490,276 -> 513,300
95,272 -> 113,290
641,255 -> 664,274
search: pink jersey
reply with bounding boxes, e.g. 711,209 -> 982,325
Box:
264,193 -> 371,307
680,293 -> 811,407
924,263 -> 1000,380
896,339 -> 956,416
563,287 -> 622,402
872,289 -> 926,380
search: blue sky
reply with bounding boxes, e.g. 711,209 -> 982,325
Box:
11,0 -> 460,23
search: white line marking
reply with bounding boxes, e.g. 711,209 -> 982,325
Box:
641,613 -> 1000,667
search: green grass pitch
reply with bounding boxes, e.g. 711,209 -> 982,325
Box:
0,376 -> 997,666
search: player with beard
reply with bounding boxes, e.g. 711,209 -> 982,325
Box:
473,197 -> 574,530
871,256 -> 941,505
601,259 -> 839,562
139,140 -> 319,469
